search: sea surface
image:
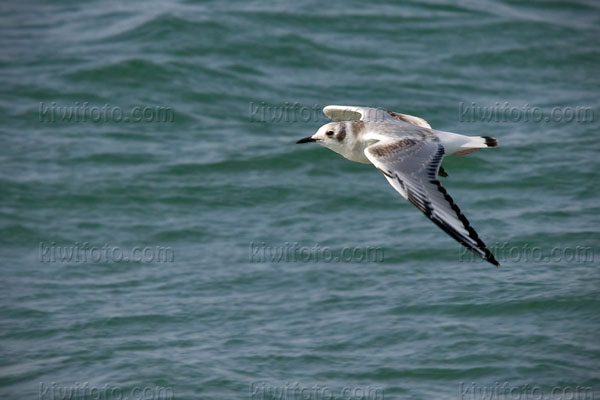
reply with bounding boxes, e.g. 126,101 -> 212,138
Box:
1,1 -> 599,399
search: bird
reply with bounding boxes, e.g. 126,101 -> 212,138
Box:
296,105 -> 499,266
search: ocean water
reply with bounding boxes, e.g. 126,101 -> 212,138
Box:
1,1 -> 599,399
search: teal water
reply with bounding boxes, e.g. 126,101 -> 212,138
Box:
1,1 -> 599,399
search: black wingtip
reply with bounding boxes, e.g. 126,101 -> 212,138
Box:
486,253 -> 500,267
426,179 -> 499,268
483,136 -> 498,147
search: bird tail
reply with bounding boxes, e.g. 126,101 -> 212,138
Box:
451,135 -> 498,156
477,136 -> 498,148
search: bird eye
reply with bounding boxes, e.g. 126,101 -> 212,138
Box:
326,130 -> 334,136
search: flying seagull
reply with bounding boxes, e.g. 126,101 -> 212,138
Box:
297,105 -> 499,266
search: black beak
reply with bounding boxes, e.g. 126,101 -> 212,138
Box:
296,136 -> 317,144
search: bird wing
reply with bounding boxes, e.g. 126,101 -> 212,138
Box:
323,105 -> 431,128
386,111 -> 431,129
363,134 -> 498,266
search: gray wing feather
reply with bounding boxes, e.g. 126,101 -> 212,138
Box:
364,137 -> 499,266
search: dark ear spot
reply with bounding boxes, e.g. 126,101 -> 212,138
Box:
336,127 -> 346,141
